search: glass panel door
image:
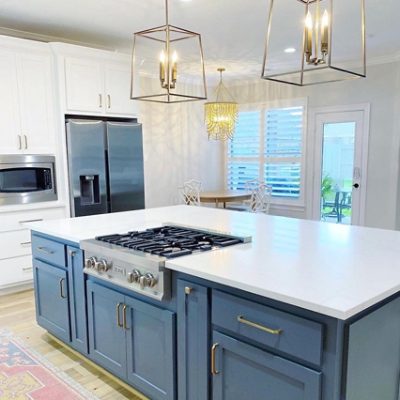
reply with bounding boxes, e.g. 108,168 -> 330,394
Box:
313,107 -> 369,226
320,122 -> 356,225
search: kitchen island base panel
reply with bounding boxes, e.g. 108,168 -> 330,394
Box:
47,333 -> 149,400
30,230 -> 400,400
345,296 -> 400,400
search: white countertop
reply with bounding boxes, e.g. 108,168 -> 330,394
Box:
26,205 -> 400,320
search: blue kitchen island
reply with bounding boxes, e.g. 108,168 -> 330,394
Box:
27,205 -> 400,400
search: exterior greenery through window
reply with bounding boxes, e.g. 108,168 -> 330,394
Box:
226,103 -> 305,205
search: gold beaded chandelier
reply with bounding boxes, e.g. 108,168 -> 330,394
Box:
204,68 -> 238,140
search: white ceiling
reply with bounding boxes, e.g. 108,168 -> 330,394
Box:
0,0 -> 398,82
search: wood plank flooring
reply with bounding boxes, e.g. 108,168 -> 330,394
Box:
0,289 -> 146,400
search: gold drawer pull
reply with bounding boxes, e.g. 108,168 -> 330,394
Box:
37,246 -> 55,255
237,315 -> 283,335
123,304 -> 128,330
59,278 -> 67,299
211,343 -> 219,375
116,303 -> 122,327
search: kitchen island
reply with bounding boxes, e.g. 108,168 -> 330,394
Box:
27,205 -> 400,400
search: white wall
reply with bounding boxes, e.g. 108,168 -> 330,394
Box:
138,98 -> 224,208
227,61 -> 400,230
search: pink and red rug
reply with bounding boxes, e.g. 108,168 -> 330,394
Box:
0,329 -> 98,399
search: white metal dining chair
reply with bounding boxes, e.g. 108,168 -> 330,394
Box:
248,181 -> 272,214
179,180 -> 202,206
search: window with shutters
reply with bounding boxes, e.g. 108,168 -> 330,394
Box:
226,100 -> 306,206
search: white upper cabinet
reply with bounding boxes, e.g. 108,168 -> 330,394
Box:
16,54 -> 56,154
104,63 -> 137,116
65,57 -> 104,114
0,38 -> 57,155
0,51 -> 22,154
62,50 -> 138,117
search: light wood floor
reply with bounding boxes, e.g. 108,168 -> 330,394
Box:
0,289 -> 146,400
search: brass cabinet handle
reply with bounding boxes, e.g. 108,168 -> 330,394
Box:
69,250 -> 76,257
184,286 -> 193,295
22,267 -> 33,272
37,246 -> 54,255
99,93 -> 103,108
20,241 -> 32,246
107,94 -> 111,109
237,315 -> 283,335
24,135 -> 28,149
123,304 -> 128,330
59,278 -> 66,299
116,303 -> 122,327
17,135 -> 22,150
211,343 -> 219,375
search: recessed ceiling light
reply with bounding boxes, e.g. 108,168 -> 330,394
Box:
284,47 -> 296,54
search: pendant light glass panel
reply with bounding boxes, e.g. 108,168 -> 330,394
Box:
262,0 -> 365,86
131,25 -> 207,103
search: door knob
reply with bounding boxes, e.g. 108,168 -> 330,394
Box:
353,183 -> 360,189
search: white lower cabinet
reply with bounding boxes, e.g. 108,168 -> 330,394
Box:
0,207 -> 65,233
0,256 -> 33,288
0,230 -> 32,260
0,206 -> 66,291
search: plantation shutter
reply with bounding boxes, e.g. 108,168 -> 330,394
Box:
226,103 -> 305,204
264,107 -> 303,198
227,111 -> 261,190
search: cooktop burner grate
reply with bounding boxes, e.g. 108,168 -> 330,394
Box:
95,225 -> 245,259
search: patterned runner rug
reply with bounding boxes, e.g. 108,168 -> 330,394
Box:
0,329 -> 99,399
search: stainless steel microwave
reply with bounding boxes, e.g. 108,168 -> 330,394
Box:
0,155 -> 57,206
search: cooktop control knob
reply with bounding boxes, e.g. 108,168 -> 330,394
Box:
132,269 -> 141,283
85,256 -> 97,269
139,273 -> 157,289
95,259 -> 110,272
145,273 -> 158,288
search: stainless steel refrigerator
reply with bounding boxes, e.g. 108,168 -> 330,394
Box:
66,119 -> 145,217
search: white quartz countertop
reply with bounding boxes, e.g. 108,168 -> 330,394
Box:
26,205 -> 400,320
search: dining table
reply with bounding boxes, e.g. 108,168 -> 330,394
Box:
199,190 -> 252,208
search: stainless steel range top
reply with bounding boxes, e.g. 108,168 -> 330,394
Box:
81,224 -> 251,301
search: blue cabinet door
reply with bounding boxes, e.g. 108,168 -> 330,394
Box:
33,259 -> 70,343
212,331 -> 321,400
67,246 -> 88,354
87,281 -> 127,379
177,279 -> 209,400
124,295 -> 176,400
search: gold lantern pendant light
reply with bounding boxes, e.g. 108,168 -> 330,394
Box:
205,68 -> 238,140
130,0 -> 207,103
261,0 -> 366,86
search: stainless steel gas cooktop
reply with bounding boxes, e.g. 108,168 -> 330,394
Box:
81,224 -> 251,301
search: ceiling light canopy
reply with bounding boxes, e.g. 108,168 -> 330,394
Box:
130,0 -> 207,103
204,68 -> 238,141
261,0 -> 366,86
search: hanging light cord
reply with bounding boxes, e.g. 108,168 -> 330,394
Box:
215,69 -> 236,103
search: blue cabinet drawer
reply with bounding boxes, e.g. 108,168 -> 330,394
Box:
212,290 -> 323,366
32,235 -> 66,268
